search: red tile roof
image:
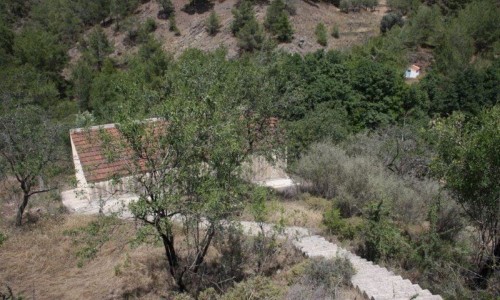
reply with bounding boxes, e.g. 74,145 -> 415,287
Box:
410,64 -> 420,71
71,124 -> 146,183
71,117 -> 281,184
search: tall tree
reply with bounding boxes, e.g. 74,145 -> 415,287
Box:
0,65 -> 59,111
431,105 -> 500,288
158,0 -> 175,18
264,0 -> 294,42
101,50 -> 278,292
13,27 -> 67,75
0,106 -> 65,226
231,0 -> 255,35
237,19 -> 266,52
83,27 -> 113,72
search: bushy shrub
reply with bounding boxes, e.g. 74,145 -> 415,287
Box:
294,143 -> 377,211
169,15 -> 181,36
198,288 -> 218,300
358,201 -> 412,262
315,22 -> 327,46
143,18 -> 157,33
206,11 -> 221,36
231,0 -> 255,35
265,0 -> 294,43
338,0 -> 377,12
158,0 -> 175,19
284,0 -> 297,15
323,206 -> 355,239
294,142 -> 442,223
339,0 -> 350,12
0,285 -> 22,300
380,12 -> 404,33
298,257 -> 355,296
237,19 -> 265,51
0,231 -> 6,246
221,276 -> 284,300
331,24 -> 340,38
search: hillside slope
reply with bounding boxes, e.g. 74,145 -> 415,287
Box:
70,0 -> 387,63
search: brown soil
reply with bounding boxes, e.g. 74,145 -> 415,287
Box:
66,0 -> 388,71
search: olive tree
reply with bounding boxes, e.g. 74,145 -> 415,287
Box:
0,106 -> 64,226
106,50 -> 278,293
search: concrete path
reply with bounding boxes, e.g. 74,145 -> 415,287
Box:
61,189 -> 442,300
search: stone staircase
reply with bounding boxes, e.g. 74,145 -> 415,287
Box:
62,191 -> 443,300
292,235 -> 443,300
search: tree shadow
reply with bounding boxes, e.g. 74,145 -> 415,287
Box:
182,0 -> 215,15
303,0 -> 320,8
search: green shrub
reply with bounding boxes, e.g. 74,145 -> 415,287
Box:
143,18 -> 157,33
315,22 -> 327,46
231,0 -> 255,35
159,0 -> 175,19
302,257 -> 355,289
323,206 -> 355,239
0,231 -> 6,246
331,24 -> 340,38
339,0 -> 350,12
284,0 -> 297,15
0,285 -> 23,300
359,201 -> 412,262
380,12 -> 404,33
221,276 -> 284,300
198,288 -> 218,300
264,0 -> 294,42
295,142 -> 441,222
169,15 -> 181,36
206,11 -> 221,36
236,19 -> 265,51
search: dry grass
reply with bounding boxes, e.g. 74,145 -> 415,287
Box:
240,194 -> 329,230
0,215 -> 170,299
0,212 -> 310,299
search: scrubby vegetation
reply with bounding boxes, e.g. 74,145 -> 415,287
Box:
0,0 -> 498,298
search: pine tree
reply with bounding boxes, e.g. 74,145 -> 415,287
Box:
159,0 -> 175,17
206,10 -> 221,36
274,13 -> 293,42
237,18 -> 265,51
169,15 -> 180,36
315,22 -> 327,46
332,24 -> 340,38
231,0 -> 255,35
264,0 -> 286,31
264,0 -> 294,42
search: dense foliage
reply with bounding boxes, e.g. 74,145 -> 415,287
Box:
0,0 -> 498,297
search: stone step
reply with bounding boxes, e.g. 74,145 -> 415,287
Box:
352,273 -> 402,282
353,265 -> 393,275
246,223 -> 443,300
374,295 -> 442,300
358,278 -> 424,298
414,296 -> 443,300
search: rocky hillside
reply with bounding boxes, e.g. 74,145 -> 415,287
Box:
69,0 -> 387,63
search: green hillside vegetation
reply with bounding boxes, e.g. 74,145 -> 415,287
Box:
0,0 -> 498,298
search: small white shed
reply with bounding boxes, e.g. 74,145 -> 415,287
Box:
405,65 -> 420,79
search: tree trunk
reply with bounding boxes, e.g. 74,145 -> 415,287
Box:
160,233 -> 187,292
475,240 -> 500,289
16,192 -> 30,226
